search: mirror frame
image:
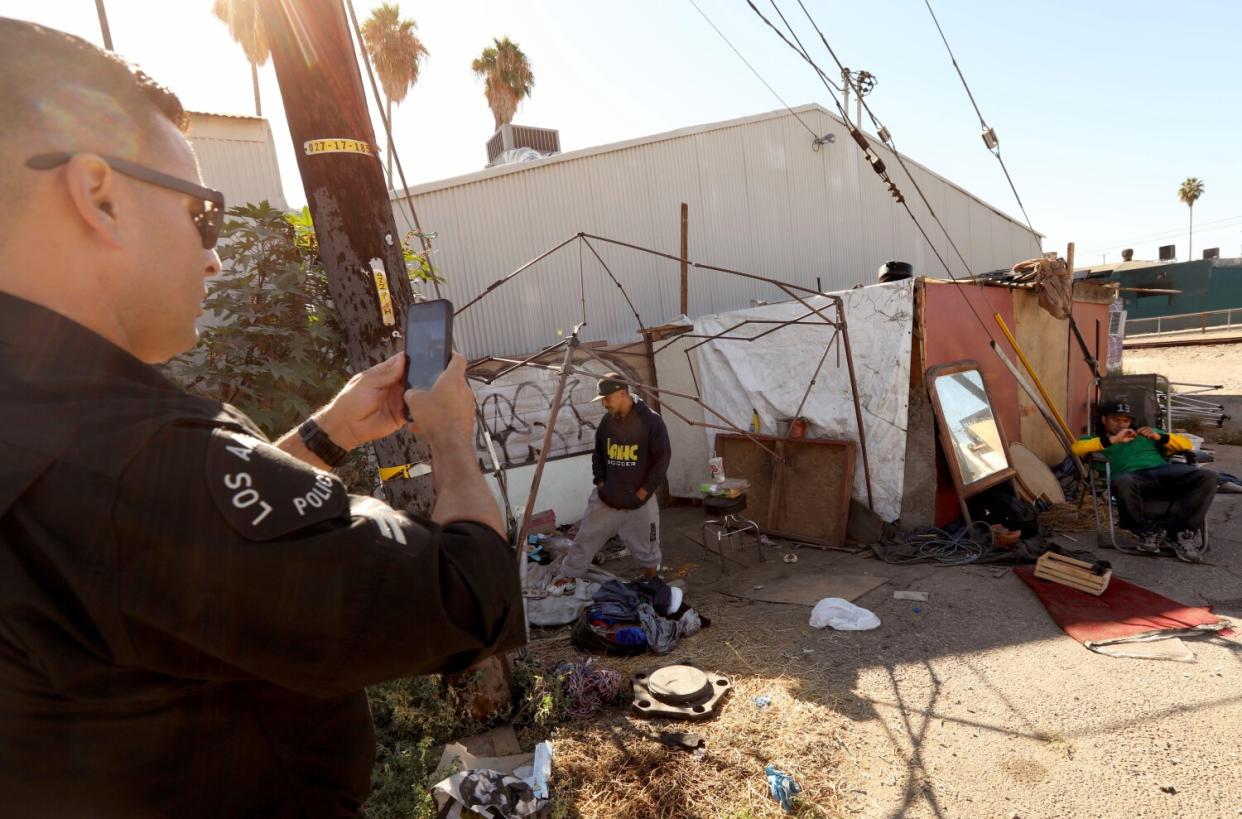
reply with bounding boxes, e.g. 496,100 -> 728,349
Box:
926,360 -> 1017,518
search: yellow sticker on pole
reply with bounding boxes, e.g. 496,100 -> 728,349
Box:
371,266 -> 396,326
303,138 -> 373,156
379,463 -> 432,481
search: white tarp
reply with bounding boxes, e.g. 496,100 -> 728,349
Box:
683,280 -> 915,521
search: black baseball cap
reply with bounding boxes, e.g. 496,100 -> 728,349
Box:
592,373 -> 627,401
1102,400 -> 1135,419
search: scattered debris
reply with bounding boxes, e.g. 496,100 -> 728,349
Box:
1160,784 -> 1178,795
657,731 -> 705,752
893,590 -> 929,602
809,597 -> 881,631
632,664 -> 731,720
765,763 -> 802,812
753,694 -> 773,709
782,553 -> 799,564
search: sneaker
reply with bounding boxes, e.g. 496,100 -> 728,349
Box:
1173,530 -> 1205,564
1135,530 -> 1165,554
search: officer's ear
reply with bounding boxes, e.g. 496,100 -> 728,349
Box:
62,154 -> 124,249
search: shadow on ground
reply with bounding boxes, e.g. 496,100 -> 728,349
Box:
531,444 -> 1242,818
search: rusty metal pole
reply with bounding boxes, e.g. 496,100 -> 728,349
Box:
680,203 -> 689,316
516,331 -> 580,553
94,0 -> 114,50
258,0 -> 432,514
835,299 -> 875,512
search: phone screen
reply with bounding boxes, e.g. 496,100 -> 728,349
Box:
404,299 -> 453,391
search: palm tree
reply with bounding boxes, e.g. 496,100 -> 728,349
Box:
361,3 -> 429,190
471,37 -> 535,131
212,0 -> 269,117
1178,177 -> 1206,259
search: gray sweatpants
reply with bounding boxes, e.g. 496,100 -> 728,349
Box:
557,488 -> 661,579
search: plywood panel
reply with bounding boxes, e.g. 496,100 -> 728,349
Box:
716,434 -> 855,547
1012,289 -> 1070,464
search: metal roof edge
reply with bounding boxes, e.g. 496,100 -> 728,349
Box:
393,102 -> 1041,238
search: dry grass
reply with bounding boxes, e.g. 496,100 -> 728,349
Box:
528,609 -> 853,818
1039,500 -> 1108,533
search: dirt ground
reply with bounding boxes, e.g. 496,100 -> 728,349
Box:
1124,340 -> 1242,394
533,444 -> 1242,818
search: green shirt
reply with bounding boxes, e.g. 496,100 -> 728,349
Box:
1081,429 -> 1170,475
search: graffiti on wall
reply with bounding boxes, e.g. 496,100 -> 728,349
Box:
471,354 -> 640,470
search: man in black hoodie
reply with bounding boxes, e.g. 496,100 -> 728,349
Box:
552,373 -> 671,589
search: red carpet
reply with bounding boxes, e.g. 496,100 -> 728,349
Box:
1015,566 -> 1232,649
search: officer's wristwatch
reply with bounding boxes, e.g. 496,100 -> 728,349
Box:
298,417 -> 349,467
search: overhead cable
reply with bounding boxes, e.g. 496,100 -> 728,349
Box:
344,0 -> 442,298
923,0 -> 1039,245
685,0 -> 824,139
746,0 -> 1002,341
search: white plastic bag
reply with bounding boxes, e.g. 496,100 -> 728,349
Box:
809,597 -> 881,631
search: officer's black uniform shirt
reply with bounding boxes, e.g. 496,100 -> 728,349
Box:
0,292 -> 524,816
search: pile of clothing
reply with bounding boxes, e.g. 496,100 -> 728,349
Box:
571,578 -> 707,656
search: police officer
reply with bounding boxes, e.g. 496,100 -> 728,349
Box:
0,18 -> 523,816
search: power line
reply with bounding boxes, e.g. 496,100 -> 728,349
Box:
1081,214 -> 1242,254
344,0 -> 442,298
747,0 -> 1006,343
684,0 -> 823,139
923,0 -> 1039,246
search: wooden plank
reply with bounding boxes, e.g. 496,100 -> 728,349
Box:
1013,289 -> 1070,465
716,434 -> 855,546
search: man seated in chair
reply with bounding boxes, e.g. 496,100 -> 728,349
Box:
1072,400 -> 1216,560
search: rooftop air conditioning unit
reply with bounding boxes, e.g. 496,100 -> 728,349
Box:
486,124 -> 561,166
1158,244 -> 1176,261
1203,247 -> 1220,259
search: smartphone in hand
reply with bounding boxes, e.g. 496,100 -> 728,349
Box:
404,299 -> 454,391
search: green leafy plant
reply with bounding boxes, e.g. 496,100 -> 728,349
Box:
164,201 -> 349,437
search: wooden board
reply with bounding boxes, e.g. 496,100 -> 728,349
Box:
1009,442 -> 1066,504
1013,289 -> 1070,465
715,434 -> 855,547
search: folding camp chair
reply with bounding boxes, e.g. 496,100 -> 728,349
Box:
1086,373 -> 1210,560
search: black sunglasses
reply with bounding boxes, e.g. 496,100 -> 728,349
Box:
25,152 -> 226,250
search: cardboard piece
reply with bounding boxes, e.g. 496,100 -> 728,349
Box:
433,726 -> 529,782
721,571 -> 887,606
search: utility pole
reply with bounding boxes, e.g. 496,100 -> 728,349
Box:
94,0 -> 113,51
259,0 -> 512,719
258,0 -> 432,514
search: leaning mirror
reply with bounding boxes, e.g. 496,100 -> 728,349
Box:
926,361 -> 1017,518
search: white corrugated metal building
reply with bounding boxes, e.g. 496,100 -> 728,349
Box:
187,112 -> 288,211
393,104 -> 1040,359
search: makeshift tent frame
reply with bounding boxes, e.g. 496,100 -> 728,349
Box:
453,232 -> 875,551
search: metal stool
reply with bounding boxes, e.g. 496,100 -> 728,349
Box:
701,493 -> 762,573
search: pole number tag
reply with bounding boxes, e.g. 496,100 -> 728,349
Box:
206,428 -> 348,541
303,138 -> 373,156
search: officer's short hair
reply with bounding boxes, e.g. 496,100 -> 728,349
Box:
0,17 -> 187,237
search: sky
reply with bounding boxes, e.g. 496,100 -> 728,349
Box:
7,0 -> 1241,266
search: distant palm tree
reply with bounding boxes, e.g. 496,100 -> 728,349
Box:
212,0 -> 269,117
471,37 -> 534,131
1178,177 -> 1206,259
361,3 -> 429,190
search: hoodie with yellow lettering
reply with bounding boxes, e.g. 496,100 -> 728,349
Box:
593,400 -> 671,510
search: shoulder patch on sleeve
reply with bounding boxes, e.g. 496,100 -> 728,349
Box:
206,428 -> 348,541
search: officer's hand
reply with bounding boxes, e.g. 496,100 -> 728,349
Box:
316,352 -> 408,451
405,354 -> 474,445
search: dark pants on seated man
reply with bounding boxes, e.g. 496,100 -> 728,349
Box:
1112,463 -> 1217,536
